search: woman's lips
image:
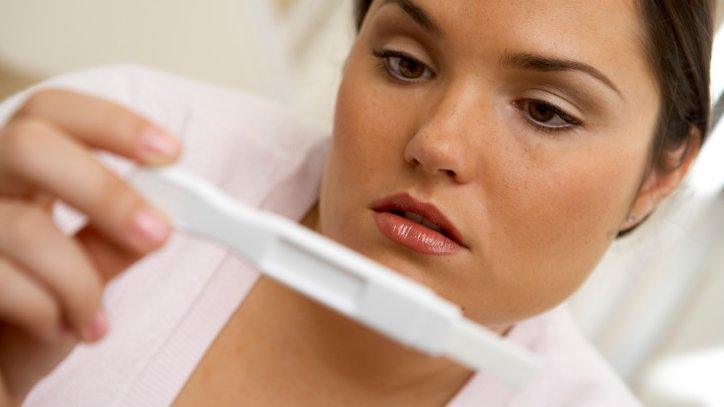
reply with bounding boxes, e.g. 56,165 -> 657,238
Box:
371,211 -> 463,255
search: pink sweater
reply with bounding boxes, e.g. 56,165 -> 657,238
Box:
0,65 -> 640,406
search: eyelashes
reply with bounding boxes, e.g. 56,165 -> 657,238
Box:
372,49 -> 435,82
371,48 -> 584,134
515,99 -> 582,133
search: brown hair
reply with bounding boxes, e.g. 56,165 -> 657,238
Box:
352,0 -> 716,236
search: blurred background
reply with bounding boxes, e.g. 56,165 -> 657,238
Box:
1,1 -> 723,405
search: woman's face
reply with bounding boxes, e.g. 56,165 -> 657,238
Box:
318,0 -> 661,328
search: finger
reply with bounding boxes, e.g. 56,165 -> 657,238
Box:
0,256 -> 63,344
0,372 -> 13,407
0,369 -> 14,407
75,224 -> 145,285
0,118 -> 172,254
0,323 -> 77,405
14,88 -> 181,165
0,200 -> 107,343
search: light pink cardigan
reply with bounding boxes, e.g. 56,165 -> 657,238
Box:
0,65 -> 640,406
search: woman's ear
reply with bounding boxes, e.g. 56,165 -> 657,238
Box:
621,125 -> 703,231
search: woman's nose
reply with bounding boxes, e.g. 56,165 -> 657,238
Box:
403,133 -> 463,181
402,85 -> 481,184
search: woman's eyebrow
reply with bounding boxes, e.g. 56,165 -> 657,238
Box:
378,0 -> 442,36
501,52 -> 623,99
375,2 -> 623,101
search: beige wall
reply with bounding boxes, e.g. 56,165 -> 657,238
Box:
0,1 -> 722,104
0,0 -> 353,126
0,61 -> 38,100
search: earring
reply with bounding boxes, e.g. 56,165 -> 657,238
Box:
626,214 -> 636,225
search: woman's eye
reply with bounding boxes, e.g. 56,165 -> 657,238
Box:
519,99 -> 581,132
373,49 -> 434,82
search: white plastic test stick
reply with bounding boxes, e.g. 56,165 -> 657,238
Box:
128,167 -> 540,388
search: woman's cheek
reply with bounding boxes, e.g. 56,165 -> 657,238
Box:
322,73 -> 391,242
333,74 -> 416,186
471,149 -> 641,319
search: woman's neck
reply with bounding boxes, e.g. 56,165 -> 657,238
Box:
198,200 -> 515,404
240,275 -> 475,405
250,200 -> 501,402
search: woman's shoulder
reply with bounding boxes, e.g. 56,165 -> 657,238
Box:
17,65 -> 332,406
449,305 -> 641,406
0,64 -> 332,232
515,305 -> 642,406
1,63 -> 330,179
2,63 -> 328,143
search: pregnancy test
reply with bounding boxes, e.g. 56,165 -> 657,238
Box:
128,166 -> 540,388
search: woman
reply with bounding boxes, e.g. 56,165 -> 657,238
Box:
0,0 -> 716,405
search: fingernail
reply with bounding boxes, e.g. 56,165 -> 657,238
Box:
139,126 -> 179,160
83,310 -> 108,342
132,208 -> 170,246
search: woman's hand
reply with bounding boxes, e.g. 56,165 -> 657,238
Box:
0,89 -> 182,406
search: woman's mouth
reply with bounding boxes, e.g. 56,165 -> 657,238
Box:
369,193 -> 467,255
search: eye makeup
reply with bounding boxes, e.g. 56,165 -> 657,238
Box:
514,99 -> 583,134
507,73 -> 613,119
372,48 -> 436,83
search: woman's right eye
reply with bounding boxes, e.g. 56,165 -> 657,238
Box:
373,49 -> 434,83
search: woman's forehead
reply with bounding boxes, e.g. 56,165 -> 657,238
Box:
370,0 -> 642,30
367,0 -> 658,107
